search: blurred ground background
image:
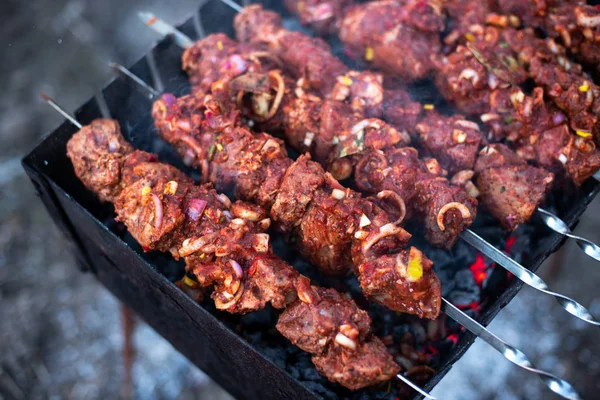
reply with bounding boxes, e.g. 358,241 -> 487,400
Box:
1,0 -> 599,399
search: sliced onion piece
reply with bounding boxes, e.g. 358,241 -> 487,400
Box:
334,333 -> 357,350
437,202 -> 472,231
229,259 -> 243,279
187,199 -> 207,221
377,190 -> 406,225
253,233 -> 270,253
362,223 -> 401,254
214,283 -> 245,310
151,194 -> 163,231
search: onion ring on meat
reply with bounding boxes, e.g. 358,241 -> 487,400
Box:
436,202 -> 472,231
175,134 -> 204,160
266,70 -> 285,120
362,223 -> 402,254
376,190 -> 406,225
214,283 -> 245,310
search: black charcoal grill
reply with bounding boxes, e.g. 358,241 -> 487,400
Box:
22,1 -> 600,399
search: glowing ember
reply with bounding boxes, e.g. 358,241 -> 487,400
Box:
447,333 -> 459,345
457,301 -> 481,313
469,253 -> 488,286
504,236 -> 517,253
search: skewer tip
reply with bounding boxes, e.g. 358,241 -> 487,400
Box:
219,0 -> 244,13
138,11 -> 157,26
395,373 -> 436,399
40,92 -> 51,102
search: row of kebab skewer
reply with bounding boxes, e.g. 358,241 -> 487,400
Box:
47,0 -> 600,397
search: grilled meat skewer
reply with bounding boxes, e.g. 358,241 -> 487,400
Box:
183,29 -> 477,248
64,116 -> 401,390
151,85 -> 442,319
229,4 -> 600,232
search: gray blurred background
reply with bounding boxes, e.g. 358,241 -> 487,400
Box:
1,1 -> 599,399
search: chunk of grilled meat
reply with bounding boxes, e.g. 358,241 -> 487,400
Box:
485,87 -> 600,186
234,4 -> 348,96
66,118 -> 400,390
415,112 -> 483,174
352,148 -> 477,248
474,144 -> 554,231
338,0 -> 443,81
284,0 -> 355,35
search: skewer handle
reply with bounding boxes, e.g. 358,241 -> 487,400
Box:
219,0 -> 243,13
442,299 -> 581,400
461,229 -> 600,326
537,208 -> 600,262
110,62 -> 161,98
138,12 -> 194,49
40,93 -> 83,129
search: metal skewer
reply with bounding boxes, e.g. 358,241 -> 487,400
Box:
537,208 -> 600,262
139,9 -> 600,327
110,57 -> 582,399
41,93 -> 82,129
461,229 -> 600,326
443,300 -> 581,400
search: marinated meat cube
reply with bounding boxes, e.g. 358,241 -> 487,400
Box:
284,0 -> 355,35
312,336 -> 400,390
474,144 -> 554,230
415,112 -> 482,173
339,0 -> 443,81
276,287 -> 371,355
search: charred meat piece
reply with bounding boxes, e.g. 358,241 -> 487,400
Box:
382,88 -> 423,133
353,148 -> 477,248
529,53 -> 600,141
415,112 -> 483,173
66,118 -> 300,314
284,0 -> 355,35
339,0 -> 443,81
181,33 -> 281,93
151,83 -> 442,319
484,86 -> 600,185
66,119 -> 134,202
332,70 -> 385,118
474,144 -> 554,230
495,0 -> 584,31
546,4 -> 600,67
442,0 -> 492,47
276,287 -> 371,355
234,4 -> 348,96
357,248 -> 441,319
312,336 -> 400,390
433,26 -> 527,116
66,118 -> 402,391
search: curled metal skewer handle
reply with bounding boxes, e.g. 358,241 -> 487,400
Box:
461,229 -> 600,326
537,208 -> 600,262
443,299 -> 581,400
